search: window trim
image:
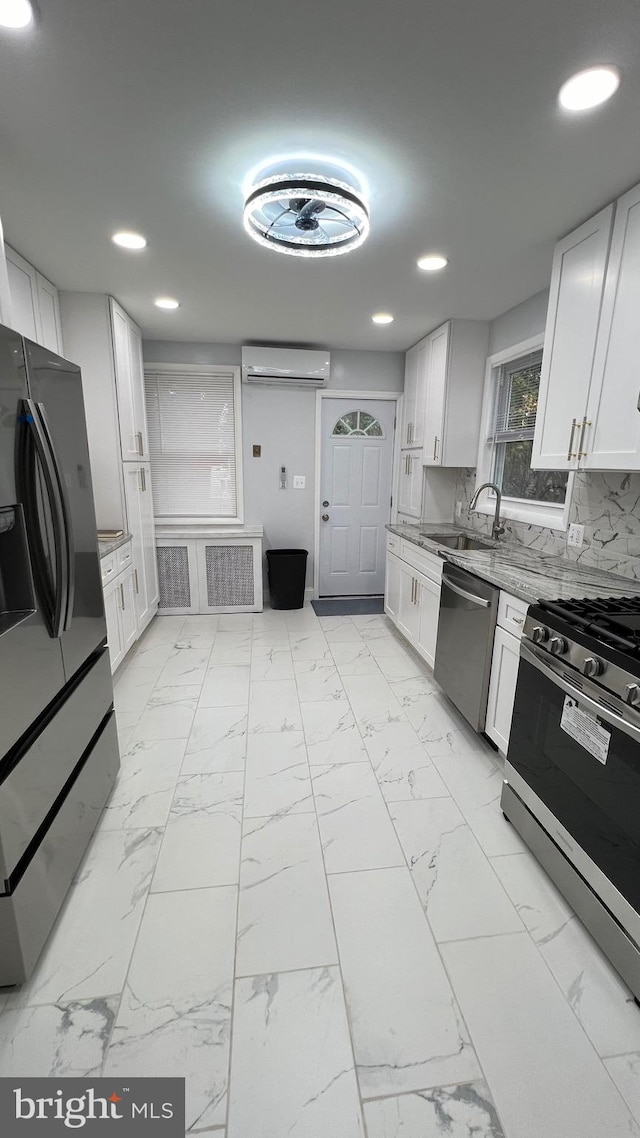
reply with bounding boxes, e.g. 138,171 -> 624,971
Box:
144,362 -> 244,526
474,335 -> 573,532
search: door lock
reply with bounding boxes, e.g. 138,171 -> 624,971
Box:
322,514 -> 329,521
322,500 -> 329,507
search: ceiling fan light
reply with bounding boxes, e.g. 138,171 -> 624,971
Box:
243,168 -> 370,258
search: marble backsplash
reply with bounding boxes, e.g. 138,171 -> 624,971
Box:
453,469 -> 640,584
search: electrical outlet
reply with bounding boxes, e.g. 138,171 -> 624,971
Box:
567,523 -> 585,549
293,475 -> 306,489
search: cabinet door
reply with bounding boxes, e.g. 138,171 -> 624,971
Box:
401,345 -> 418,447
423,323 -> 449,466
397,451 -> 422,517
411,339 -> 428,449
531,206 -> 613,471
5,246 -> 40,342
585,184 -> 640,470
396,562 -> 420,646
384,551 -> 401,624
118,568 -> 138,655
110,298 -> 139,460
123,465 -> 150,630
486,625 -> 521,753
36,273 -> 63,354
139,462 -> 159,612
416,573 -> 441,668
127,320 -> 149,458
103,579 -> 124,673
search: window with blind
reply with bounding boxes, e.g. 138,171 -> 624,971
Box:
144,366 -> 242,521
489,350 -> 568,505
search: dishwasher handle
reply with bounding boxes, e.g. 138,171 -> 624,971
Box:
442,575 -> 490,609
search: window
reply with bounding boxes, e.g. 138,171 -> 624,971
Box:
490,350 -> 568,505
332,410 -> 384,437
476,336 -> 572,530
145,365 -> 243,522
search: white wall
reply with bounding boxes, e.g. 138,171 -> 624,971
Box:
143,341 -> 404,585
488,288 -> 549,355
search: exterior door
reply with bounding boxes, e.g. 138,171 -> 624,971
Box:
319,399 -> 395,596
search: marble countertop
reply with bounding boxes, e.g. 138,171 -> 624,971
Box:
98,533 -> 131,559
387,522 -> 638,604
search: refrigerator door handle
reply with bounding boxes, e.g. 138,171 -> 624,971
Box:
35,402 -> 75,632
17,400 -> 67,638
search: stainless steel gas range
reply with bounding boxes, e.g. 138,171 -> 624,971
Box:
502,595 -> 640,1001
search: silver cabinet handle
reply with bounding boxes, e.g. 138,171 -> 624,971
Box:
513,616 -> 524,625
577,417 -> 591,459
139,467 -> 146,492
119,583 -> 125,610
134,568 -> 139,594
433,435 -> 439,462
567,417 -> 578,461
414,577 -> 419,605
442,576 -> 490,608
136,431 -> 143,456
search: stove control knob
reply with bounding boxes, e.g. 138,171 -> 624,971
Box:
531,625 -> 549,645
582,656 -> 603,678
623,683 -> 640,707
549,636 -> 567,656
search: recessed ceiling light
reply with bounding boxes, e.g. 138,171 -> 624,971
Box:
0,0 -> 33,28
111,231 -> 147,250
154,296 -> 180,310
417,253 -> 448,272
559,66 -> 620,111
372,312 -> 394,325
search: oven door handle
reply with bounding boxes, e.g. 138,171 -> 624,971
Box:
442,576 -> 490,608
521,640 -> 640,745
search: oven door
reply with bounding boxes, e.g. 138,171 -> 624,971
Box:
507,639 -> 640,935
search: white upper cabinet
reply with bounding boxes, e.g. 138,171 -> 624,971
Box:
36,273 -> 64,354
110,298 -> 147,461
420,319 -> 489,467
585,184 -> 640,470
422,322 -> 449,465
6,246 -> 39,341
5,245 -> 63,353
531,206 -> 613,472
400,344 -> 420,448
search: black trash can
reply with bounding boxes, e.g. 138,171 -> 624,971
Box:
266,548 -> 308,610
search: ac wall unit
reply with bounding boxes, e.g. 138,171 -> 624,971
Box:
241,346 -> 330,388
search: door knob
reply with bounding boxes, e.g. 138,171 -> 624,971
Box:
322,500 -> 329,507
322,514 -> 329,521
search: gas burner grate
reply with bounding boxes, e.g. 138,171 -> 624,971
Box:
539,596 -> 640,655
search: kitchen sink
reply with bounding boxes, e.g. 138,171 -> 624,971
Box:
420,532 -> 496,552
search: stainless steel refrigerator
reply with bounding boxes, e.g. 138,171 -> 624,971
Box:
0,323 -> 120,986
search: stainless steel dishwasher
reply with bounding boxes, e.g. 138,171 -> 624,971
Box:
434,562 -> 500,732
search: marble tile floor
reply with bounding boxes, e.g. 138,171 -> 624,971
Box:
1,607 -> 640,1137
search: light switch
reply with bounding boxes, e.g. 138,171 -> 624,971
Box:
293,475 -> 306,489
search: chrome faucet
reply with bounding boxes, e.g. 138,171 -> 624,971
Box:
468,482 -> 505,541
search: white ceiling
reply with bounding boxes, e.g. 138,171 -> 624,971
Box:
1,0 -> 639,350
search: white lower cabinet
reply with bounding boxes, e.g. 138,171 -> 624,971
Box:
486,590 -> 528,753
155,530 -> 264,615
384,551 -> 401,623
384,538 -> 442,669
103,565 -> 137,673
416,574 -> 441,668
397,561 -> 421,643
123,463 -> 159,634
